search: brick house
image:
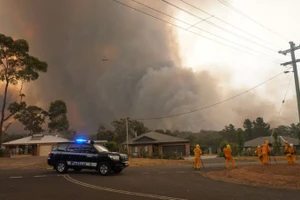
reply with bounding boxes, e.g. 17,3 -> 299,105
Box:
2,134 -> 69,156
122,131 -> 190,157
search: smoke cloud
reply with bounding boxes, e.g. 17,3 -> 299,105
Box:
0,0 -> 297,135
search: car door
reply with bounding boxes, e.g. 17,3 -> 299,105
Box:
80,144 -> 98,169
66,143 -> 84,167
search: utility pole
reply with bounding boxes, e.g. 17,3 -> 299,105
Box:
125,118 -> 129,155
279,41 -> 300,123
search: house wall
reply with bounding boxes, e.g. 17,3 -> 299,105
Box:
128,142 -> 190,157
5,143 -> 58,156
37,143 -> 56,156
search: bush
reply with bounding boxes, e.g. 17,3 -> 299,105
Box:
162,151 -> 183,160
105,142 -> 117,152
0,149 -> 8,158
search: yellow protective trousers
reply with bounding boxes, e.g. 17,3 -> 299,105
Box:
194,157 -> 201,169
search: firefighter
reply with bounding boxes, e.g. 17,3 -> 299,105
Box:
261,140 -> 272,165
284,141 -> 291,164
288,143 -> 296,164
254,145 -> 263,165
193,144 -> 202,170
223,144 -> 237,169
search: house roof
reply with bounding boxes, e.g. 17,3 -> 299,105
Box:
122,131 -> 189,145
3,134 -> 70,145
244,136 -> 299,147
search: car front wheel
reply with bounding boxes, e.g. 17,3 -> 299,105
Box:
98,162 -> 111,176
56,161 -> 68,174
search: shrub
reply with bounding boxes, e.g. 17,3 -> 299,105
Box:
0,149 -> 9,158
105,142 -> 117,152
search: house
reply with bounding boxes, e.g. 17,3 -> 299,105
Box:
122,131 -> 190,157
244,136 -> 299,148
2,134 -> 70,156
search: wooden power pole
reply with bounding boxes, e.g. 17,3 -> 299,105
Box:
279,42 -> 300,123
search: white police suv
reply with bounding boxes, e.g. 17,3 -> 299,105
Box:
47,139 -> 129,176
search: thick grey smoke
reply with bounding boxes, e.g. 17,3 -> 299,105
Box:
0,0 -> 297,135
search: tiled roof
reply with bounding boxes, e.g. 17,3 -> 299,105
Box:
122,131 -> 189,145
3,134 -> 69,145
244,136 -> 299,147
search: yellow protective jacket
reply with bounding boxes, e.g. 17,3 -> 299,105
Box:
223,147 -> 232,158
288,146 -> 295,155
262,143 -> 271,155
255,147 -> 262,156
193,147 -> 202,157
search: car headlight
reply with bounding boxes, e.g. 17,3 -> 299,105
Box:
108,155 -> 120,161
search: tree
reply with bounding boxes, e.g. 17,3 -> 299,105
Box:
243,119 -> 253,140
252,117 -> 270,138
48,100 -> 69,133
219,124 -> 237,142
111,118 -> 149,144
14,106 -> 48,135
276,125 -> 291,137
272,129 -> 282,156
96,125 -> 115,141
288,123 -> 300,140
236,128 -> 244,156
0,33 -> 48,144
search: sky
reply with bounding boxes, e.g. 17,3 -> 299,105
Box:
0,0 -> 300,135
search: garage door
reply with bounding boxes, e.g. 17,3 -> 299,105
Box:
162,145 -> 186,156
39,145 -> 53,156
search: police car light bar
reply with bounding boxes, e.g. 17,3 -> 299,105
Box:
75,138 -> 87,143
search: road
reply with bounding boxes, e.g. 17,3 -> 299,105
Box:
0,164 -> 299,200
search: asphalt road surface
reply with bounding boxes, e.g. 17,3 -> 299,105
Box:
1,165 -> 299,200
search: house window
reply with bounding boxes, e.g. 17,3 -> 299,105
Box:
133,146 -> 138,153
144,146 -> 148,152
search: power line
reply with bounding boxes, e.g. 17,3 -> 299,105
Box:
112,0 -> 281,64
162,0 -> 279,53
217,0 -> 289,42
132,69 -> 290,121
132,0 -> 282,63
270,73 -> 293,137
178,0 -> 282,50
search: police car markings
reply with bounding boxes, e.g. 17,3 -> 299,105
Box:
66,161 -> 97,167
64,175 -> 187,200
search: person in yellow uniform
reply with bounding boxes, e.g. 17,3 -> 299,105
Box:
261,140 -> 272,165
193,144 -> 202,170
254,145 -> 263,165
284,141 -> 291,164
223,144 -> 237,169
288,143 -> 296,164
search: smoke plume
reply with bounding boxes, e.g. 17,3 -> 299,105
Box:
0,0 -> 297,135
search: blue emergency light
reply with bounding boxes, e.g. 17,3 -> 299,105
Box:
75,138 -> 87,143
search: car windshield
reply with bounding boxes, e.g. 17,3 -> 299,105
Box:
93,144 -> 109,152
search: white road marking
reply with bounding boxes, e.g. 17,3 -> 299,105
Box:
9,176 -> 23,179
34,175 -> 47,178
64,175 -> 187,200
